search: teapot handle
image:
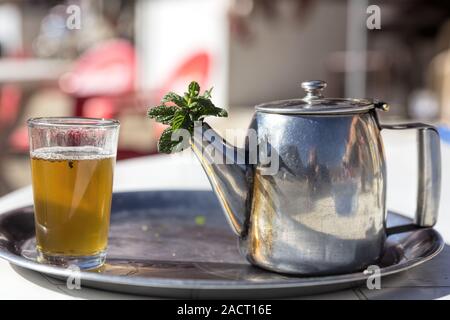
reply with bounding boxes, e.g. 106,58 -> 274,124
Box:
381,123 -> 441,233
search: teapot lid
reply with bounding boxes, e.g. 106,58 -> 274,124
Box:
255,80 -> 389,115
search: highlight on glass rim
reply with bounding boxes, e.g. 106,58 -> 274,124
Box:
0,0 -> 448,304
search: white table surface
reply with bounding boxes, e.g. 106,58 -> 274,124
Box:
0,129 -> 449,300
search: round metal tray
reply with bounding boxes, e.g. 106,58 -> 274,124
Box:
0,191 -> 444,298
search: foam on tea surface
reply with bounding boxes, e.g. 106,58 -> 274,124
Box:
31,146 -> 114,161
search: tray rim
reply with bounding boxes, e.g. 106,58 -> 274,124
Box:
0,193 -> 444,291
0,243 -> 443,290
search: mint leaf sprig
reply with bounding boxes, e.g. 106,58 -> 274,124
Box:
147,81 -> 228,154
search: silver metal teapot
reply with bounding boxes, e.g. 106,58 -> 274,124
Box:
191,80 -> 441,275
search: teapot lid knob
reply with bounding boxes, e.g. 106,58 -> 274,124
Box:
301,80 -> 327,100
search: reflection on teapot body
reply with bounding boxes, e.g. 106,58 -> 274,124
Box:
191,80 -> 441,275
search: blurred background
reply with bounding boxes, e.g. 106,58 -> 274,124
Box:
0,0 -> 449,195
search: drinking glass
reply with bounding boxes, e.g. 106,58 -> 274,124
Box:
27,117 -> 120,269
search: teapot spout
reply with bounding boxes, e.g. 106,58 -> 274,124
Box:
191,122 -> 251,236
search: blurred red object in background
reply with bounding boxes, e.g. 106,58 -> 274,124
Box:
0,84 -> 21,126
8,127 -> 27,151
82,97 -> 115,119
157,51 -> 211,100
60,39 -> 136,120
60,39 -> 136,98
0,84 -> 27,151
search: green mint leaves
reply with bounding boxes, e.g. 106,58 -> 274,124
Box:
148,81 -> 228,154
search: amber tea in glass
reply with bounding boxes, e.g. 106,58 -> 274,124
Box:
28,118 -> 119,269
